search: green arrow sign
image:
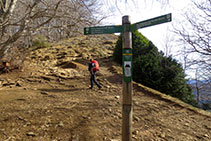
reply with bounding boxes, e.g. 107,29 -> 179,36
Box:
84,25 -> 122,35
131,13 -> 172,31
84,13 -> 172,35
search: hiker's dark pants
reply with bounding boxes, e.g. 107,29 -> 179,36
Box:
90,71 -> 101,88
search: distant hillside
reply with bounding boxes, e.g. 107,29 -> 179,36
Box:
188,80 -> 211,110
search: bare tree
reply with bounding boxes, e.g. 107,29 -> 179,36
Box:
0,0 -> 104,68
104,0 -> 169,14
42,0 -> 108,40
174,0 -> 211,83
162,31 -> 174,57
0,0 -> 17,20
194,69 -> 202,104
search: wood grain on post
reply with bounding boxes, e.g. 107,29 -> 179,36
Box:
122,15 -> 133,141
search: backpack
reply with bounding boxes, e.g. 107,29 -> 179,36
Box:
91,60 -> 99,71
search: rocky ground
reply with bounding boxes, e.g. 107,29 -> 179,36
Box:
0,35 -> 211,141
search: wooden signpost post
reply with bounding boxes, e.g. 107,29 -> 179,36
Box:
84,13 -> 172,141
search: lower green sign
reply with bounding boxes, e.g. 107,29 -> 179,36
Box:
84,25 -> 122,35
123,48 -> 132,83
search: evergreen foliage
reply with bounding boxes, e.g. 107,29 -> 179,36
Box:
113,31 -> 196,106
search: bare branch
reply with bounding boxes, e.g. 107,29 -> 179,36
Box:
173,0 -> 211,82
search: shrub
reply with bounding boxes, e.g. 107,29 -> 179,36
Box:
32,36 -> 50,50
113,30 -> 196,106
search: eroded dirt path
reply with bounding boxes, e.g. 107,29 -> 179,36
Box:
0,60 -> 211,141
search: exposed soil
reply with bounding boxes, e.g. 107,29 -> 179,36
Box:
0,35 -> 211,141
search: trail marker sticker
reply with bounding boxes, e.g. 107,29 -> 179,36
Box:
124,61 -> 132,77
123,48 -> 132,82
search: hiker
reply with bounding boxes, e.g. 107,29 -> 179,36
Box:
1,61 -> 9,73
88,59 -> 102,89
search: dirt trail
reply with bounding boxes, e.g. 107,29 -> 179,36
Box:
0,58 -> 211,141
0,35 -> 211,140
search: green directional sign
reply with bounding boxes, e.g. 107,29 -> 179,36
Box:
84,25 -> 122,35
131,13 -> 172,31
84,13 -> 172,35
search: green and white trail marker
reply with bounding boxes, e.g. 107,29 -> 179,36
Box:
123,48 -> 132,83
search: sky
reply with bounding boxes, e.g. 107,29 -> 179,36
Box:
101,0 -> 198,79
102,0 -> 191,52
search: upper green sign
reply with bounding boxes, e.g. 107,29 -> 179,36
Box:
131,13 -> 172,31
84,25 -> 122,35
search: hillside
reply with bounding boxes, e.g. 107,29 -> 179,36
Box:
0,35 -> 211,140
189,81 -> 211,108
